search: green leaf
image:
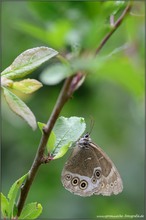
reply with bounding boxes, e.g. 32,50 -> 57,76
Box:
53,142 -> 71,160
47,131 -> 56,153
38,122 -> 56,153
51,116 -> 86,158
13,204 -> 18,218
3,88 -> 37,130
40,63 -> 71,85
12,79 -> 43,94
70,56 -> 105,74
40,56 -> 105,85
1,47 -> 58,79
1,76 -> 13,87
102,1 -> 126,16
18,202 -> 42,219
37,122 -> 45,133
1,193 -> 9,218
8,173 -> 28,218
37,117 -> 86,159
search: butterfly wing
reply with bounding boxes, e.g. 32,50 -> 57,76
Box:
90,142 -> 123,196
61,142 -> 123,196
61,144 -> 102,196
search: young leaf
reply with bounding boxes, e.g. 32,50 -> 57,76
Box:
3,88 -> 37,130
18,202 -> 42,219
1,193 -> 9,218
38,117 -> 86,159
12,79 -> 43,94
51,116 -> 86,158
53,142 -> 71,160
1,76 -> 13,87
38,122 -> 56,153
8,173 -> 28,218
40,63 -> 71,85
37,121 -> 45,132
47,131 -> 56,153
1,47 -> 58,80
13,204 -> 18,218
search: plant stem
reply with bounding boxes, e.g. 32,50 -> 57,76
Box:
17,76 -> 74,216
95,2 -> 133,55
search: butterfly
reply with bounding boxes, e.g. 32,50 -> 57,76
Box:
61,133 -> 123,196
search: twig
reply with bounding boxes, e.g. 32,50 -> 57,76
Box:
17,75 -> 74,216
95,2 -> 133,55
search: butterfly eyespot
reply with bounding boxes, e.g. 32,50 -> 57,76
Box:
101,183 -> 105,188
65,174 -> 72,181
71,177 -> 79,186
94,169 -> 102,179
91,177 -> 97,184
79,180 -> 88,189
110,182 -> 114,187
114,180 -> 117,186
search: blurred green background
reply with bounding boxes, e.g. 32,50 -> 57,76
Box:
1,1 -> 144,219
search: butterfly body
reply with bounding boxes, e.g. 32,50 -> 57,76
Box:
61,133 -> 123,196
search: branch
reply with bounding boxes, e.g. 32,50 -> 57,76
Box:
17,75 -> 75,216
95,2 -> 133,55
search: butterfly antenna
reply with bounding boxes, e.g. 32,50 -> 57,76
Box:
88,115 -> 95,135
